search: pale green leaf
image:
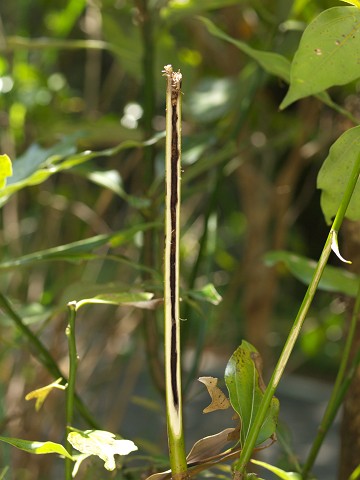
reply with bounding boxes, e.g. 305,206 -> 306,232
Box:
67,430 -> 137,471
264,250 -> 358,296
199,16 -> 291,82
0,154 -> 12,188
251,459 -> 301,480
281,7 -> 360,108
317,125 -> 360,224
225,341 -> 279,447
75,292 -> 160,311
0,436 -> 72,459
187,283 -> 222,305
25,378 -> 66,411
71,166 -> 150,208
0,467 -> 9,480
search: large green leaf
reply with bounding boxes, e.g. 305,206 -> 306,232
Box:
281,6 -> 360,108
0,436 -> 72,459
199,17 -> 291,82
317,125 -> 360,224
264,250 -> 359,296
224,341 -> 279,447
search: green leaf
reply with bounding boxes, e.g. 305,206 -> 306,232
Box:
75,292 -> 161,311
67,429 -> 137,472
0,223 -> 160,270
187,283 -> 222,305
0,133 -> 163,206
71,166 -> 150,208
0,467 -> 9,480
264,250 -> 359,296
0,154 -> 12,188
162,0 -> 247,21
251,459 -> 301,480
341,0 -> 360,10
317,125 -> 360,224
281,7 -> 360,108
224,341 -> 279,447
199,16 -> 291,82
0,436 -> 72,459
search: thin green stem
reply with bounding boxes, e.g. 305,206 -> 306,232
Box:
65,302 -> 77,480
302,278 -> 360,478
234,151 -> 360,476
0,292 -> 99,428
163,65 -> 188,479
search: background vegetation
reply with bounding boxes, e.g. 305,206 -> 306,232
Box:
0,0 -> 358,479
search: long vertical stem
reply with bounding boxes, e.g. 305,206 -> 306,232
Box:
302,278 -> 360,478
137,0 -> 165,395
163,65 -> 188,479
65,302 -> 77,480
234,151 -> 360,476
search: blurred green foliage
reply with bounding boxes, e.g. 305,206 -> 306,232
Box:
0,0 -> 357,478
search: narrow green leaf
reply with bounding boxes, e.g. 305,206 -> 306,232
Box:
0,154 -> 12,188
0,223 -> 159,270
161,0 -> 247,21
251,459 -> 301,480
264,250 -> 358,296
199,16 -> 291,82
75,292 -> 160,310
0,133 -> 163,206
224,341 -> 279,447
0,467 -> 9,480
281,7 -> 360,108
317,125 -> 360,224
67,430 -> 137,471
0,436 -> 72,459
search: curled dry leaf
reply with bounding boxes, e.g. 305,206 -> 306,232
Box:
198,376 -> 231,413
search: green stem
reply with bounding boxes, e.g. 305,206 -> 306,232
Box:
302,278 -> 360,478
163,65 -> 188,479
234,151 -> 360,475
0,292 -> 99,428
136,0 -> 165,395
65,302 -> 77,480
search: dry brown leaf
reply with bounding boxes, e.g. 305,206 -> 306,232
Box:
198,376 -> 231,413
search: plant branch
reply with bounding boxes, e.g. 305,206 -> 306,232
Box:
0,292 -> 99,428
233,151 -> 360,475
65,302 -> 78,480
302,277 -> 360,478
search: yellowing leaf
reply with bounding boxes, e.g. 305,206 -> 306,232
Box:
0,435 -> 72,459
198,376 -> 231,413
0,154 -> 12,189
25,378 -> 66,411
340,0 -> 360,8
67,429 -> 137,471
